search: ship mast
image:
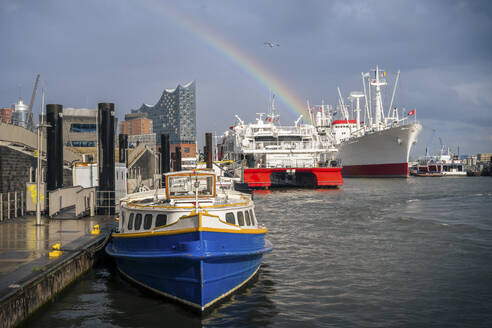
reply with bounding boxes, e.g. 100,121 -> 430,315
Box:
349,92 -> 364,135
371,65 -> 387,131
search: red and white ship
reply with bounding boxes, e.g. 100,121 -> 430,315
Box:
312,66 -> 422,178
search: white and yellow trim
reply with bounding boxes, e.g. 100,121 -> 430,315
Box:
113,212 -> 267,238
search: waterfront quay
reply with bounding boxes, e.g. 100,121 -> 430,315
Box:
0,215 -> 115,328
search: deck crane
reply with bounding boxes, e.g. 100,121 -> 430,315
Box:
26,74 -> 40,130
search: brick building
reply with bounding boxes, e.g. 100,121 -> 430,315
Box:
1,107 -> 13,124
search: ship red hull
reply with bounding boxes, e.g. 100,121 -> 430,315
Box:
243,167 -> 343,188
341,163 -> 409,178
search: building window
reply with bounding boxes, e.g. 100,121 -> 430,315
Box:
184,147 -> 190,153
70,123 -> 96,133
66,141 -> 95,147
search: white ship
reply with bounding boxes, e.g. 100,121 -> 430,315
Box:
413,144 -> 467,177
219,98 -> 342,188
312,66 -> 422,178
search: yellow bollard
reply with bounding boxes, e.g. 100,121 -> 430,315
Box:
91,224 -> 100,235
49,243 -> 63,258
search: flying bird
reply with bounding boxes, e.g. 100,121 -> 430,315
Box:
264,42 -> 280,48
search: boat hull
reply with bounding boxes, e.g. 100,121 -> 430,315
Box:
243,167 -> 343,188
338,123 -> 422,178
106,231 -> 272,311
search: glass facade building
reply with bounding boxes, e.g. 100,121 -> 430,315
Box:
133,81 -> 196,145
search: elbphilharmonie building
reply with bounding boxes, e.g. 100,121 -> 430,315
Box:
133,81 -> 196,156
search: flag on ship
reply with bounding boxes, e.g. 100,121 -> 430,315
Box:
408,109 -> 416,116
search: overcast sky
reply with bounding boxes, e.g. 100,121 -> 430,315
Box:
1,0 -> 491,156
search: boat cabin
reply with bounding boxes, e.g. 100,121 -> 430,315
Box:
166,170 -> 216,199
118,170 -> 260,234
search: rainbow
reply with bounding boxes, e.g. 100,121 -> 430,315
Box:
142,0 -> 309,121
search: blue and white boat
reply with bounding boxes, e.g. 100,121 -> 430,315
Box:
106,169 -> 273,311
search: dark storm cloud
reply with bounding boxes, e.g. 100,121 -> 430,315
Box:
0,0 -> 490,154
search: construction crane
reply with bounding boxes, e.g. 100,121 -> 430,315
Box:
26,74 -> 40,130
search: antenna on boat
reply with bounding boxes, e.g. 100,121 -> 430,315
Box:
306,100 -> 314,124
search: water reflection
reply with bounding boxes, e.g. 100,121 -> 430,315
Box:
203,264 -> 278,327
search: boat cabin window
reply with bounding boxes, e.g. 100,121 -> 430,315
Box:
121,212 -> 125,229
237,211 -> 245,226
225,212 -> 236,225
134,213 -> 142,230
167,174 -> 214,198
245,211 -> 251,226
249,209 -> 256,226
127,213 -> 134,230
144,214 -> 153,230
155,214 -> 167,227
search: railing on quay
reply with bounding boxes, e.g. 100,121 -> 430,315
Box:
0,191 -> 25,222
96,190 -> 117,216
48,186 -> 96,218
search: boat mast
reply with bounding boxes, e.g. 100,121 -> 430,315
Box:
371,65 -> 387,131
350,92 -> 364,134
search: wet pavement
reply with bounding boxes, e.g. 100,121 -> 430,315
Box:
0,215 -> 114,296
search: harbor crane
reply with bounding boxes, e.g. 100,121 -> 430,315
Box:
26,74 -> 40,130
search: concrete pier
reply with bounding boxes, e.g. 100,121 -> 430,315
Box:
0,215 -> 115,328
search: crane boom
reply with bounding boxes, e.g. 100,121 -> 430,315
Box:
27,74 -> 40,129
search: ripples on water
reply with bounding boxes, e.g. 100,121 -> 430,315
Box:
22,178 -> 492,327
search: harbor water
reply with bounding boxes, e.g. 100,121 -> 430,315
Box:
21,177 -> 492,327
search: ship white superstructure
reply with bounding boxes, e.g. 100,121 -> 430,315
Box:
219,98 -> 342,188
311,66 -> 422,177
